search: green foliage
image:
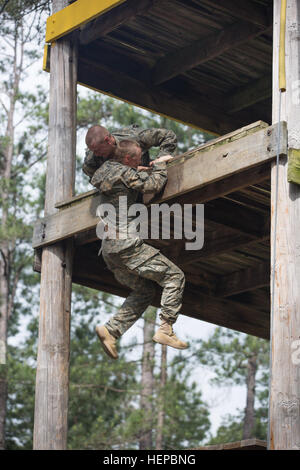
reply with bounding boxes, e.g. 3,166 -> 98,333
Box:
0,1 -> 51,40
207,409 -> 268,445
196,327 -> 269,442
196,327 -> 269,387
5,340 -> 37,449
156,359 -> 210,450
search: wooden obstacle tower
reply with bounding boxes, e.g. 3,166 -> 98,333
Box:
33,0 -> 300,449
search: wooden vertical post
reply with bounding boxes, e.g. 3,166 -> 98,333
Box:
269,0 -> 300,450
33,0 -> 78,450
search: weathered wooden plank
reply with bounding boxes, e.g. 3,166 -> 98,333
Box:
216,262 -> 270,297
179,233 -> 269,267
226,76 -> 271,113
196,438 -> 267,450
172,161 -> 271,207
77,58 -> 244,135
33,192 -> 100,249
180,285 -> 269,339
33,0 -> 78,450
269,0 -> 300,451
55,189 -> 97,209
152,21 -> 270,86
80,0 -> 158,45
204,199 -> 269,238
202,0 -> 270,28
144,122 -> 286,204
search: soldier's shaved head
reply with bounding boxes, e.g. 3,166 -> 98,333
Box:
85,125 -> 116,158
85,125 -> 109,147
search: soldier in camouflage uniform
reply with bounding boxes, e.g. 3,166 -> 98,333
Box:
82,124 -> 177,179
91,140 -> 188,359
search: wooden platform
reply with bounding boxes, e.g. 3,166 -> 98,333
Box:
33,121 -> 288,340
195,438 -> 267,450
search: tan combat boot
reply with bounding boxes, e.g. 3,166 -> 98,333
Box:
152,320 -> 188,350
96,325 -> 118,360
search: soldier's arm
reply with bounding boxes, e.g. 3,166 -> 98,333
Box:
121,161 -> 168,194
82,149 -> 105,178
138,128 -> 177,158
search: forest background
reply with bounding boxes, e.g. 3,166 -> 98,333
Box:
0,0 -> 269,450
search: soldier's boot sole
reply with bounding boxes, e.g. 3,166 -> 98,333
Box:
152,330 -> 188,350
96,325 -> 118,360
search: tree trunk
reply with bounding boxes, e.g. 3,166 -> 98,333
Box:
0,20 -> 24,451
243,353 -> 257,439
139,307 -> 156,450
156,344 -> 167,450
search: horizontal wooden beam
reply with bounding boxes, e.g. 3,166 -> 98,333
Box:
179,232 -> 269,267
171,161 -> 271,207
80,0 -> 157,45
226,76 -> 272,114
33,193 -> 100,249
202,0 -> 270,28
179,285 -> 269,339
77,58 -> 243,135
216,262 -> 270,297
204,199 -> 269,239
198,438 -> 267,451
144,122 -> 286,204
152,21 -> 270,86
45,0 -> 125,43
32,122 -> 285,249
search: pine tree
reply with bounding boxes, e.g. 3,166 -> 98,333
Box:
196,327 -> 269,443
156,356 -> 210,449
139,307 -> 156,450
0,5 -> 50,448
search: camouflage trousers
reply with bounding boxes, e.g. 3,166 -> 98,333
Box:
102,240 -> 185,339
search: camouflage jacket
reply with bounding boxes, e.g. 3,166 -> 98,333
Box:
83,124 -> 177,178
91,159 -> 167,258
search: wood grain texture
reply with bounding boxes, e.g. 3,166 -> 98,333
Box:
269,0 -> 300,450
216,262 -> 270,297
77,57 -> 245,135
80,0 -> 158,45
195,438 -> 267,450
200,0 -> 270,28
144,122 -> 286,204
33,0 -> 77,449
152,21 -> 269,86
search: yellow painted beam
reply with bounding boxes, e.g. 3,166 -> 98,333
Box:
45,0 -> 126,43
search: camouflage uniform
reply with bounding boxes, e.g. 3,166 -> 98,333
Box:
83,124 -> 177,178
91,160 -> 185,339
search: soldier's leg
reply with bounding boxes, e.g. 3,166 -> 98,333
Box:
105,268 -> 156,339
134,252 -> 185,325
